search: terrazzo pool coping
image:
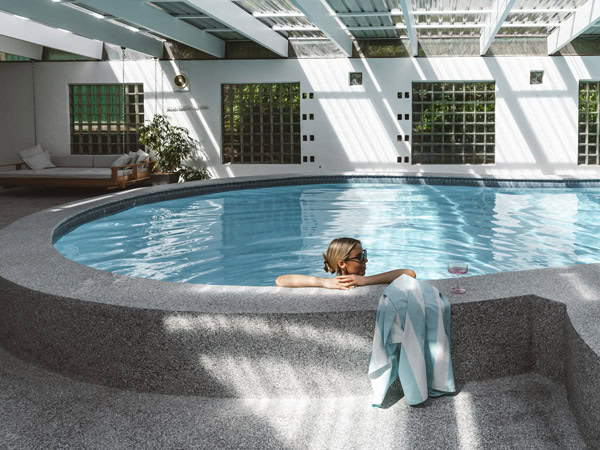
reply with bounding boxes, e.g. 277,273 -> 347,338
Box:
0,173 -> 599,354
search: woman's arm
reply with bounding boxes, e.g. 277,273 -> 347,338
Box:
336,269 -> 416,288
276,269 -> 416,289
275,274 -> 352,290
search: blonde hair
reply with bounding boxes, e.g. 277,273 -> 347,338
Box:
322,237 -> 361,275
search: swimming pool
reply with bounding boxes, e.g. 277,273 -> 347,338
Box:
54,182 -> 600,286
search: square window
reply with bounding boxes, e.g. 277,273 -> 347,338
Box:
398,114 -> 402,120
405,114 -> 409,120
309,93 -> 314,99
350,72 -> 363,86
309,114 -> 314,120
530,71 -> 544,85
310,156 -> 315,162
398,92 -> 402,99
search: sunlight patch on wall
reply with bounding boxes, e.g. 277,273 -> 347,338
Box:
319,98 -> 395,163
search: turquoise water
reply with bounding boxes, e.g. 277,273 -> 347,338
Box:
54,183 -> 600,286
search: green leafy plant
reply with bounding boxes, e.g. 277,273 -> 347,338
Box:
138,114 -> 197,174
178,165 -> 211,182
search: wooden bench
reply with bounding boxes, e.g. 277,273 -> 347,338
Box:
0,157 -> 153,189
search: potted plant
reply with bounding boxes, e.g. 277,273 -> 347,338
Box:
138,114 -> 210,185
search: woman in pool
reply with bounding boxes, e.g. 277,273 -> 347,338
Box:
276,237 -> 416,290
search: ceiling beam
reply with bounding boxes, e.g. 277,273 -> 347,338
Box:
547,0 -> 600,55
0,0 -> 163,57
480,0 -> 517,55
0,34 -> 43,60
182,0 -> 288,56
0,10 -> 103,59
287,0 -> 352,56
75,0 -> 224,58
399,0 -> 418,56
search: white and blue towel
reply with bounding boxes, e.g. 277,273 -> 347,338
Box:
368,274 -> 455,406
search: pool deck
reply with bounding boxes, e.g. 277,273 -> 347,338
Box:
0,176 -> 599,449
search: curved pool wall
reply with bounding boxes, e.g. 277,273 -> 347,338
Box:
1,174 -> 599,446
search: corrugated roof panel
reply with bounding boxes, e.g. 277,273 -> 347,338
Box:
180,17 -> 228,29
208,31 -> 247,40
150,2 -> 202,16
235,0 -> 301,14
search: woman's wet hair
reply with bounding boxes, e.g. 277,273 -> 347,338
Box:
322,237 -> 361,275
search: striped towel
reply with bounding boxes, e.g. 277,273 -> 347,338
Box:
368,274 -> 455,406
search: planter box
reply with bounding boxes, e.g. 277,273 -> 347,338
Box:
151,173 -> 179,185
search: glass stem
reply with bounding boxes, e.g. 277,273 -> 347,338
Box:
456,275 -> 460,290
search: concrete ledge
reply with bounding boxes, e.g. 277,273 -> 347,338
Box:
0,174 -> 599,446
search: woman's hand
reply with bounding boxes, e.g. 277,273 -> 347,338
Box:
335,274 -> 367,289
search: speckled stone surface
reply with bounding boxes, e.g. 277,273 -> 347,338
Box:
0,344 -> 587,449
1,175 -> 600,447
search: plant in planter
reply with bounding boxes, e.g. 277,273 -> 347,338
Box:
138,114 -> 210,184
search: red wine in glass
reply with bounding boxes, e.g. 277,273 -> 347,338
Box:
448,262 -> 468,294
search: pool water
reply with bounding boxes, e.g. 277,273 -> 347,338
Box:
54,183 -> 600,286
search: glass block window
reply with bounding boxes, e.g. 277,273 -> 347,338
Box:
412,82 -> 495,165
0,53 -> 30,62
222,83 -> 301,164
69,84 -> 144,155
578,81 -> 600,165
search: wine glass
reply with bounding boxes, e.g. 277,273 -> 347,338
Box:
448,262 -> 468,294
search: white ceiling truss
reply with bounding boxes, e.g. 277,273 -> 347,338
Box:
288,0 -> 353,56
399,0 -> 418,56
548,0 -> 600,55
0,0 -> 597,59
0,0 -> 163,57
480,0 -> 518,56
74,0 -> 225,57
0,9 -> 103,59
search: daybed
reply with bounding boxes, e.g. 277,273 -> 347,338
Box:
0,148 -> 152,189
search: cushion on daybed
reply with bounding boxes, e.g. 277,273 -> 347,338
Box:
23,151 -> 55,170
136,149 -> 150,163
52,155 -> 94,168
111,154 -> 132,167
17,144 -> 43,161
94,155 -> 122,168
0,167 -> 146,179
17,144 -> 56,170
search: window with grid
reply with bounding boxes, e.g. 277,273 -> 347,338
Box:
222,83 -> 301,164
69,84 -> 144,155
412,82 -> 495,165
578,81 -> 600,165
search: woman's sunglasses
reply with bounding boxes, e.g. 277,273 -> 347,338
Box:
345,249 -> 367,264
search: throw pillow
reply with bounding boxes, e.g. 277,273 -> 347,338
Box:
136,149 -> 150,163
17,144 -> 44,161
128,151 -> 138,163
23,150 -> 55,170
111,154 -> 132,167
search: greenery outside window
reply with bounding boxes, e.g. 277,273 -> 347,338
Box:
69,83 -> 144,155
222,83 -> 301,164
412,81 -> 495,165
578,81 -> 600,165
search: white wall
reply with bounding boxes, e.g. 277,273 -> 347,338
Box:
2,56 -> 600,178
0,63 -> 35,165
